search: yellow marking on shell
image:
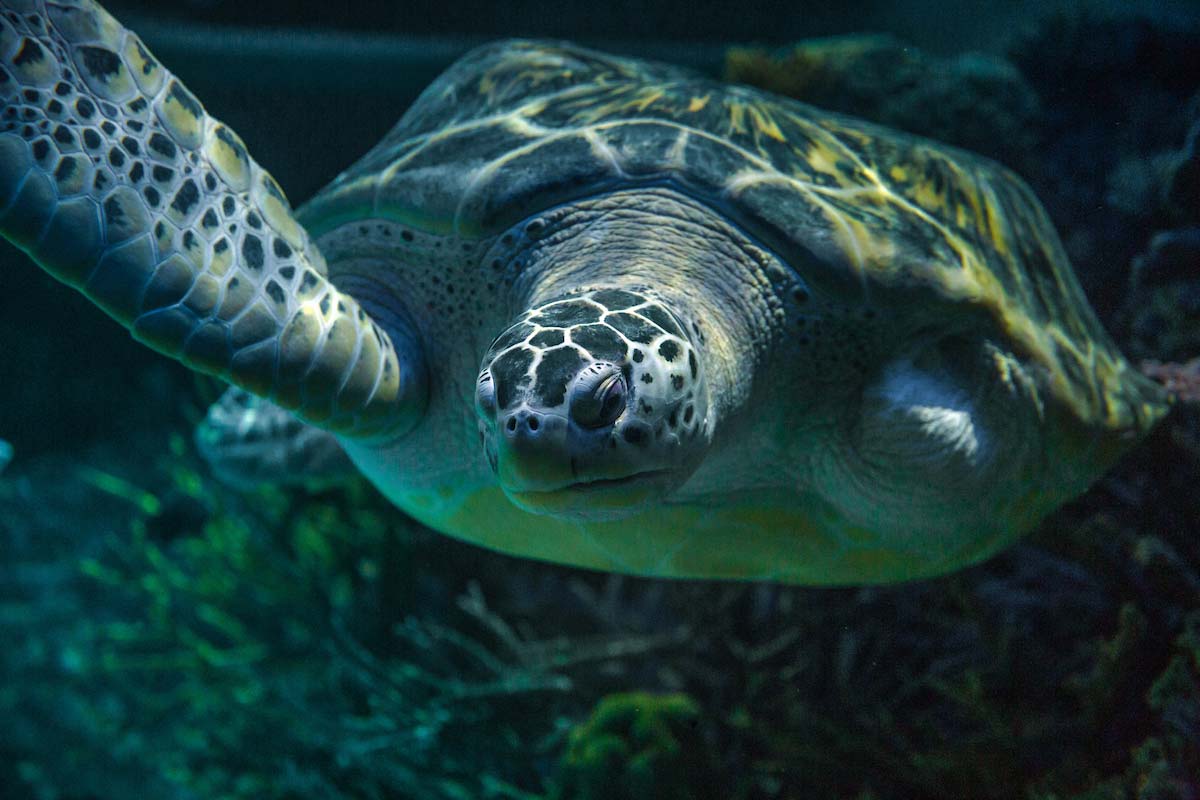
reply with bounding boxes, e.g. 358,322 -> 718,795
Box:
687,94 -> 711,112
889,165 -> 908,182
628,87 -> 665,112
156,79 -> 205,151
911,178 -> 947,213
203,122 -> 251,193
121,34 -> 164,96
806,140 -> 844,178
746,104 -> 785,142
982,187 -> 1011,257
727,101 -> 747,134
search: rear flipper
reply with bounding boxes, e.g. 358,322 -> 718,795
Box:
1141,358 -> 1200,404
195,387 -> 356,487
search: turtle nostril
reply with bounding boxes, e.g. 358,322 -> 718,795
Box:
528,416 -> 539,431
506,417 -> 517,432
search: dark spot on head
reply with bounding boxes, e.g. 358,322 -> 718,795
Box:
658,339 -> 680,361
622,424 -> 649,446
30,138 -> 49,162
640,304 -> 682,337
52,125 -> 73,146
490,322 -> 534,353
533,300 -> 600,327
688,349 -> 698,378
400,229 -> 413,242
684,405 -> 694,424
671,374 -> 684,390
529,329 -> 564,348
93,171 -> 110,191
640,373 -> 653,383
75,97 -> 95,119
631,348 -> 644,363
128,162 -> 144,182
246,211 -> 262,230
127,97 -> 147,114
107,147 -> 125,168
82,128 -> 101,150
213,237 -> 229,254
121,136 -> 139,156
273,238 -> 292,259
222,196 -> 236,217
142,185 -> 160,206
605,311 -> 659,345
570,324 -> 628,361
241,234 -> 263,271
204,172 -> 217,192
491,346 -> 536,409
300,271 -> 319,292
152,164 -> 174,184
46,98 -> 62,114
533,346 -> 586,407
182,230 -> 197,251
201,208 -> 218,229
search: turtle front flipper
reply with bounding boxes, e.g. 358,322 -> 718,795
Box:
195,387 -> 356,487
0,0 -> 426,438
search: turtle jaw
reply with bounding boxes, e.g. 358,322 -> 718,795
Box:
480,408 -> 695,520
503,469 -> 677,520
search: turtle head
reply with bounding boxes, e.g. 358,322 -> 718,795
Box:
475,288 -> 711,520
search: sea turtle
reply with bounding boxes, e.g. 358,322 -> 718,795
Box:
0,0 -> 1171,583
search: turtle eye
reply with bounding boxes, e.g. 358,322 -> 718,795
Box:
570,367 -> 627,429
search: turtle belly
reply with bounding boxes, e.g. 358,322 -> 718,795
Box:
394,485 -> 1009,584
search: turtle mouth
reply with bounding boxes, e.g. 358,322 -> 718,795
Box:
504,469 -> 672,519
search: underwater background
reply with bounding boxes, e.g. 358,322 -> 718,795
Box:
1,0 -> 1200,797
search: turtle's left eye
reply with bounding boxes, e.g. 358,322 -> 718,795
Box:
570,365 -> 627,429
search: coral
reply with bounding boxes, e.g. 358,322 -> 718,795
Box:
550,691 -> 716,800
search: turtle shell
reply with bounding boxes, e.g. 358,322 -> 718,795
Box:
300,39 -> 1166,434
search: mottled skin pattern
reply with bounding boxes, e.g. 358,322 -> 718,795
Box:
0,3 -> 1171,583
475,287 -> 709,519
0,0 -> 422,436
